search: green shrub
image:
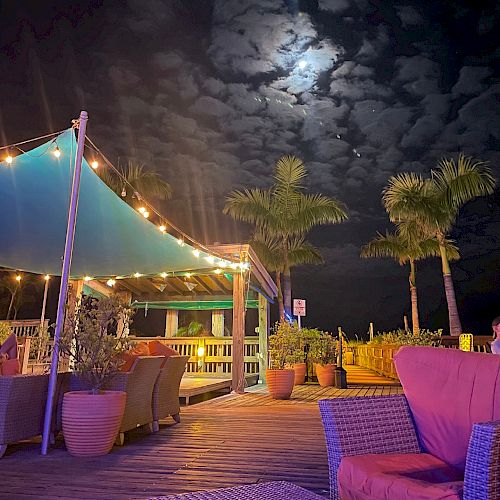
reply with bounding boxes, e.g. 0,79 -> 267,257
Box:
0,322 -> 11,345
269,321 -> 304,369
309,332 -> 337,366
369,328 -> 442,347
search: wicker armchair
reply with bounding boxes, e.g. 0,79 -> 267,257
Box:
152,355 -> 188,432
319,346 -> 500,500
66,356 -> 163,446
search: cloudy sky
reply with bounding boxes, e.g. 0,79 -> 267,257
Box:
1,0 -> 499,335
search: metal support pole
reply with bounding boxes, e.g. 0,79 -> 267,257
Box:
41,111 -> 88,455
40,277 -> 49,327
334,326 -> 347,389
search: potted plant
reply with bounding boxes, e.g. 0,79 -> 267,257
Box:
267,322 -> 299,399
310,333 -> 337,387
58,296 -> 133,457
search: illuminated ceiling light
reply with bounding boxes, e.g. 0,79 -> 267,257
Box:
214,268 -> 222,274
158,225 -> 167,233
177,238 -> 185,246
5,154 -> 13,165
138,207 -> 146,214
160,272 -> 168,278
44,274 -> 50,281
205,255 -> 215,264
142,211 -> 149,219
133,272 -> 142,278
83,276 -> 92,282
298,59 -> 307,69
185,272 -> 192,278
15,274 -> 21,282
53,146 -> 61,158
91,160 -> 99,169
106,278 -> 116,287
192,249 -> 200,258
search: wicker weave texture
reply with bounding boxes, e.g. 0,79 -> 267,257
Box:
152,355 -> 188,423
149,481 -> 324,499
318,395 -> 421,500
464,420 -> 500,500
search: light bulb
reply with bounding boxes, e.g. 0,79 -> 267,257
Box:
185,273 -> 192,278
205,255 -> 215,264
158,225 -> 167,233
5,155 -> 13,164
91,160 -> 99,169
53,147 -> 61,158
177,238 -> 184,246
15,275 -> 21,282
134,272 -> 142,278
160,272 -> 168,278
142,211 -> 149,219
44,274 -> 50,281
214,268 -> 222,274
192,249 -> 200,258
138,207 -> 146,214
197,346 -> 205,357
83,276 -> 92,282
218,260 -> 228,268
106,279 -> 116,287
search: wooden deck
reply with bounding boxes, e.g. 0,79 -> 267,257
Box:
1,366 -> 400,499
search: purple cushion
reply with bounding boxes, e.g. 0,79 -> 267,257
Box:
338,453 -> 463,500
394,346 -> 500,471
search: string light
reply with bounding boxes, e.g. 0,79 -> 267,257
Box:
158,225 -> 167,233
44,274 -> 50,281
134,272 -> 142,278
217,260 -> 228,268
230,263 -> 239,270
106,278 -> 116,287
192,249 -> 200,258
53,146 -> 61,158
83,276 -> 92,282
185,273 -> 192,278
138,207 -> 146,214
15,274 -> 21,282
205,255 -> 215,264
142,211 -> 149,219
177,238 -> 185,246
214,268 -> 223,274
91,160 -> 99,169
5,154 -> 13,165
160,272 -> 168,278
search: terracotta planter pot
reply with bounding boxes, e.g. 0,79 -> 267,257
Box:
62,390 -> 126,457
315,363 -> 335,387
266,369 -> 295,400
292,363 -> 307,385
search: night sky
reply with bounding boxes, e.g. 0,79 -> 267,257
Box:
1,1 -> 499,336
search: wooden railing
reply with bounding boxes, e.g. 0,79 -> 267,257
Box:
3,319 -> 48,337
353,336 -> 494,381
130,336 -> 260,376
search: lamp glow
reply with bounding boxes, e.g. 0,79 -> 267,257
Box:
91,160 -> 99,169
230,263 -> 239,270
15,274 -> 21,282
177,238 -> 184,246
134,272 -> 142,278
192,249 -> 200,258
158,225 -> 167,233
197,346 -> 205,357
160,272 -> 168,278
83,276 -> 92,282
106,279 -> 116,287
205,255 -> 215,264
5,155 -> 13,164
44,274 -> 50,281
142,211 -> 149,219
185,273 -> 192,278
138,207 -> 146,214
53,147 -> 61,158
214,268 -> 222,274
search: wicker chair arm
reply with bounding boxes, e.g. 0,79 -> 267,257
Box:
319,395 -> 421,500
464,420 -> 500,500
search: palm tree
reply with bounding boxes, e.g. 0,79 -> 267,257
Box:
224,155 -> 348,317
98,160 -> 172,206
250,232 -> 324,319
383,155 -> 495,335
361,229 -> 459,335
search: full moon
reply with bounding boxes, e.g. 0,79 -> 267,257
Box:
297,59 -> 307,69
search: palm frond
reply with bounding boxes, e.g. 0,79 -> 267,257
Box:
361,232 -> 409,265
223,188 -> 274,227
287,239 -> 324,266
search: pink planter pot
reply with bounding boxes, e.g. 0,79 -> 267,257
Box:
266,369 -> 295,400
315,363 -> 335,387
62,391 -> 126,457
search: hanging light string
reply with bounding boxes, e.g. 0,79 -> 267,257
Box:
83,133 -> 240,266
0,129 -> 67,153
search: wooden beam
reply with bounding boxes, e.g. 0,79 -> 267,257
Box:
167,279 -> 189,296
258,293 -> 270,383
165,310 -> 179,337
232,272 -> 245,393
210,276 -> 231,294
192,276 -> 213,294
86,280 -> 113,298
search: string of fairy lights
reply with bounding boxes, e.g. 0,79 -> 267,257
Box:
0,127 -> 251,288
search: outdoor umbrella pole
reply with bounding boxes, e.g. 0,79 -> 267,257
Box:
41,111 -> 88,456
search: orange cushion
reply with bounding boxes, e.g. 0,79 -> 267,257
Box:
0,358 -> 20,376
119,341 -> 150,372
148,340 -> 180,358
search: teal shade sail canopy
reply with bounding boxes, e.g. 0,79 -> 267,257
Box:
132,300 -> 259,310
0,129 -> 223,278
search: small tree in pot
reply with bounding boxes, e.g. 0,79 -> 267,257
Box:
59,296 -> 134,457
310,333 -> 337,387
267,322 -> 303,399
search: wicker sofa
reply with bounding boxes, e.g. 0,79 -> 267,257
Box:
152,355 -> 188,432
65,356 -> 164,445
319,346 -> 500,500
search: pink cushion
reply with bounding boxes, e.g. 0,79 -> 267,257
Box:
0,358 -> 20,376
394,346 -> 500,471
339,453 -> 463,500
148,341 -> 179,358
0,333 -> 18,360
119,341 -> 150,372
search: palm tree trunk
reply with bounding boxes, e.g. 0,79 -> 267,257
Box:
409,259 -> 420,336
6,290 -> 16,320
275,271 -> 284,321
439,240 -> 462,336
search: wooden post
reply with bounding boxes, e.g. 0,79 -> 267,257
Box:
232,272 -> 245,393
165,310 -> 179,337
258,294 -> 269,384
403,315 -> 409,332
211,310 -> 225,337
369,322 -> 374,342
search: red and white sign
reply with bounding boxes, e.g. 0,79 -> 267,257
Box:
293,299 -> 306,317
